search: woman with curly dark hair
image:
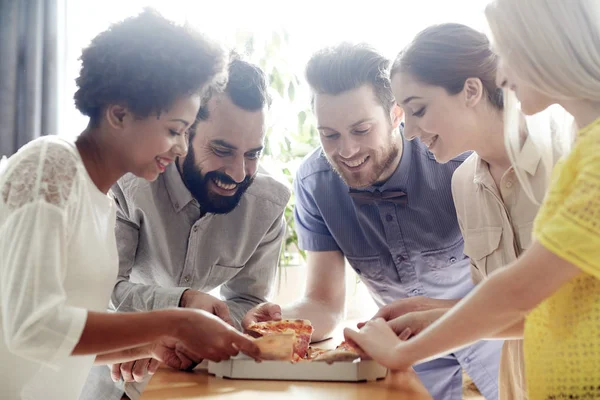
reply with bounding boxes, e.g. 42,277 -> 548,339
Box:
0,9 -> 259,400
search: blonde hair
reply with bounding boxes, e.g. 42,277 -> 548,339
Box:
485,0 -> 600,203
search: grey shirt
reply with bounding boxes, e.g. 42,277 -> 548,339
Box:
110,163 -> 290,326
80,163 -> 289,400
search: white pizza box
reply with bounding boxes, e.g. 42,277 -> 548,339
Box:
208,354 -> 388,382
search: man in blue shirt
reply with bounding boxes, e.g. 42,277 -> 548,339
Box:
282,43 -> 502,400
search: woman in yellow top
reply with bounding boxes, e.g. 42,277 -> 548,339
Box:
345,0 -> 600,398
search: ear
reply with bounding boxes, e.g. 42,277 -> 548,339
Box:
463,77 -> 484,108
390,104 -> 404,129
105,105 -> 130,130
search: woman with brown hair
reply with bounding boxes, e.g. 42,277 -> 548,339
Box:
361,23 -> 555,399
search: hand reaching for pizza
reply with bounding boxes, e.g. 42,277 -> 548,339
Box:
241,302 -> 282,333
357,296 -> 459,329
180,290 -> 233,326
343,318 -> 413,371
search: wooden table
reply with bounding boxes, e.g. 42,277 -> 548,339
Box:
140,364 -> 432,400
139,323 -> 432,400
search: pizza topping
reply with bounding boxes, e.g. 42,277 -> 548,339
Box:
247,320 -> 360,363
247,319 -> 314,358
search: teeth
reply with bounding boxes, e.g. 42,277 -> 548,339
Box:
156,157 -> 169,167
214,178 -> 237,190
343,156 -> 368,168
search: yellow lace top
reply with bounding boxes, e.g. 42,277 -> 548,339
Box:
526,117 -> 600,399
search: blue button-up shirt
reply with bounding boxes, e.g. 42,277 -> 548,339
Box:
294,136 -> 502,400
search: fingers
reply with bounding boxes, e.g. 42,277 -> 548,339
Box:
110,363 -> 123,382
132,358 -> 151,382
399,327 -> 412,341
264,302 -> 282,321
148,359 -> 161,375
120,360 -> 136,382
231,332 -> 260,360
343,327 -> 362,348
371,304 -> 392,321
214,301 -> 234,326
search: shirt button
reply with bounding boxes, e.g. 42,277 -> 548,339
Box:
505,181 -> 513,188
450,257 -> 457,263
193,226 -> 198,233
385,214 -> 393,222
174,202 -> 179,209
355,269 -> 362,275
183,275 -> 191,283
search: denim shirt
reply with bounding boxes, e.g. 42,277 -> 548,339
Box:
294,136 -> 502,400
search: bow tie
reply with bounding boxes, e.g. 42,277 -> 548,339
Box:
348,189 -> 408,206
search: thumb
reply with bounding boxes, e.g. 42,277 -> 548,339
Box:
265,303 -> 282,320
388,317 -> 412,336
214,301 -> 233,326
372,305 -> 392,321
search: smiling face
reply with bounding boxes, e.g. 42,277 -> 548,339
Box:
115,94 -> 200,181
313,85 -> 403,188
178,93 -> 266,214
392,72 -> 488,163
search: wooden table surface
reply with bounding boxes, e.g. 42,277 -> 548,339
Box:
140,322 -> 432,400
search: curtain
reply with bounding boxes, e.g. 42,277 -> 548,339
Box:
0,0 -> 64,157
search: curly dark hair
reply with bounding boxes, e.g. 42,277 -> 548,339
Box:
74,8 -> 227,125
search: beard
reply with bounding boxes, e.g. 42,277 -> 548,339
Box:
179,146 -> 254,214
326,137 -> 400,189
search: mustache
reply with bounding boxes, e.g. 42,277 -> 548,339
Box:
205,170 -> 251,187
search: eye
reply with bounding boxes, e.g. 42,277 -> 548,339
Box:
169,129 -> 182,137
213,148 -> 231,157
321,132 -> 340,140
246,151 -> 262,160
354,128 -> 370,135
412,106 -> 427,117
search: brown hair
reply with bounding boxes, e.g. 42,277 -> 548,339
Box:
391,23 -> 503,110
305,43 -> 395,113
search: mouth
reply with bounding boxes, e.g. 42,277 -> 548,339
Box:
211,177 -> 238,195
340,155 -> 369,171
155,156 -> 173,173
422,135 -> 439,151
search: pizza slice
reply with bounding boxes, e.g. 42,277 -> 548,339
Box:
253,333 -> 295,361
336,340 -> 360,353
247,319 -> 314,358
312,348 -> 360,363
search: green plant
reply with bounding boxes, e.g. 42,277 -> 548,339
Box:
234,30 -> 319,267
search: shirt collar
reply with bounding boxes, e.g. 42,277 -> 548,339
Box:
164,163 -> 197,213
516,135 -> 542,176
473,134 -> 542,187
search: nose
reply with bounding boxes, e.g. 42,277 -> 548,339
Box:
173,134 -> 188,158
224,155 -> 246,183
338,137 -> 360,159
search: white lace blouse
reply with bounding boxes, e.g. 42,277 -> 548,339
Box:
0,137 -> 118,399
